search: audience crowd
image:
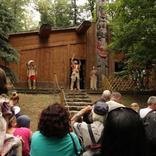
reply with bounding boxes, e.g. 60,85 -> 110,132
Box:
0,67 -> 156,156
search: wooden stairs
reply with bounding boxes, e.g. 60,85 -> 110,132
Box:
64,90 -> 93,115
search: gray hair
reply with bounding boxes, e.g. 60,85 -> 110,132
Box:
147,96 -> 156,105
101,90 -> 111,102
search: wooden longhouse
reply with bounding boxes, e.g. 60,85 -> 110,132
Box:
8,21 -> 99,90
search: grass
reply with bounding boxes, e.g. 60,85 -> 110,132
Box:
18,93 -> 148,132
19,93 -> 60,131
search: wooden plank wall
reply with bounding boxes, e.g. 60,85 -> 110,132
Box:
9,24 -> 96,89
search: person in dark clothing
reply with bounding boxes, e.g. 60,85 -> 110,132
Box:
93,107 -> 149,156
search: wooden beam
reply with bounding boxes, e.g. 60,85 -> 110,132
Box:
76,21 -> 91,34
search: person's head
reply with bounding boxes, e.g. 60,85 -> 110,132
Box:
8,114 -> 17,129
83,112 -> 93,124
0,68 -> 8,94
16,115 -> 30,128
73,59 -> 79,64
110,92 -> 122,103
92,100 -> 108,123
130,102 -> 140,112
10,92 -> 19,106
92,66 -> 95,70
101,90 -> 111,102
0,95 -> 13,122
147,96 -> 156,110
100,107 -> 148,156
38,103 -> 70,138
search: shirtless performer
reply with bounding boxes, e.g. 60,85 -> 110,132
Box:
70,55 -> 80,91
27,60 -> 37,90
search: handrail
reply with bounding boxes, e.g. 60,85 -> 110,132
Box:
54,73 -> 70,113
54,73 -> 61,91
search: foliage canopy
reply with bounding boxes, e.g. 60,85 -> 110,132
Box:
106,0 -> 156,71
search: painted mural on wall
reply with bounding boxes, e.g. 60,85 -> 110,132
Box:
96,0 -> 108,87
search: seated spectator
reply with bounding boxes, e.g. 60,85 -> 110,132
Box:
7,114 -> 32,156
139,96 -> 156,118
10,92 -> 21,118
130,102 -> 140,113
71,101 -> 108,156
17,115 -> 31,128
0,111 -> 21,156
10,92 -> 19,106
93,107 -> 148,156
0,67 -> 22,156
30,103 -> 81,156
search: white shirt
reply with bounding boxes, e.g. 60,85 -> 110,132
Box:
106,100 -> 125,112
139,107 -> 152,118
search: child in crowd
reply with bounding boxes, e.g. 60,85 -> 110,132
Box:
0,67 -> 22,156
7,114 -> 32,156
10,92 -> 21,118
16,115 -> 31,128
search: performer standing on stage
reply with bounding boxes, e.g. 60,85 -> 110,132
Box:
90,66 -> 97,90
70,55 -> 81,91
27,60 -> 37,90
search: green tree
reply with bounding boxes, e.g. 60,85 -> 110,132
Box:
35,0 -> 74,28
106,0 -> 156,88
0,2 -> 19,82
87,0 -> 96,21
35,0 -> 95,27
2,0 -> 37,32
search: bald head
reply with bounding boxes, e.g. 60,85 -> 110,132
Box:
101,90 -> 111,102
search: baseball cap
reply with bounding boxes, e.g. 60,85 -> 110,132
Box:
93,101 -> 108,115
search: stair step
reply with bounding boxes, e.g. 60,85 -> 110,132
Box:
12,88 -> 59,94
69,111 -> 79,116
65,92 -> 87,96
66,99 -> 92,102
64,90 -> 93,115
66,95 -> 89,98
66,105 -> 86,111
66,102 -> 92,106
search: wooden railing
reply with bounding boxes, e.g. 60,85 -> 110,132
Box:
102,75 -> 136,91
54,74 -> 67,106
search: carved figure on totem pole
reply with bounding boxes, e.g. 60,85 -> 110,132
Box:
70,55 -> 81,91
26,60 -> 37,90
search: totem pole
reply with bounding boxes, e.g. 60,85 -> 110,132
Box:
96,0 -> 108,88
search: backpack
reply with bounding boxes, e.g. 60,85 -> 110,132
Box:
86,124 -> 101,152
143,110 -> 156,146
